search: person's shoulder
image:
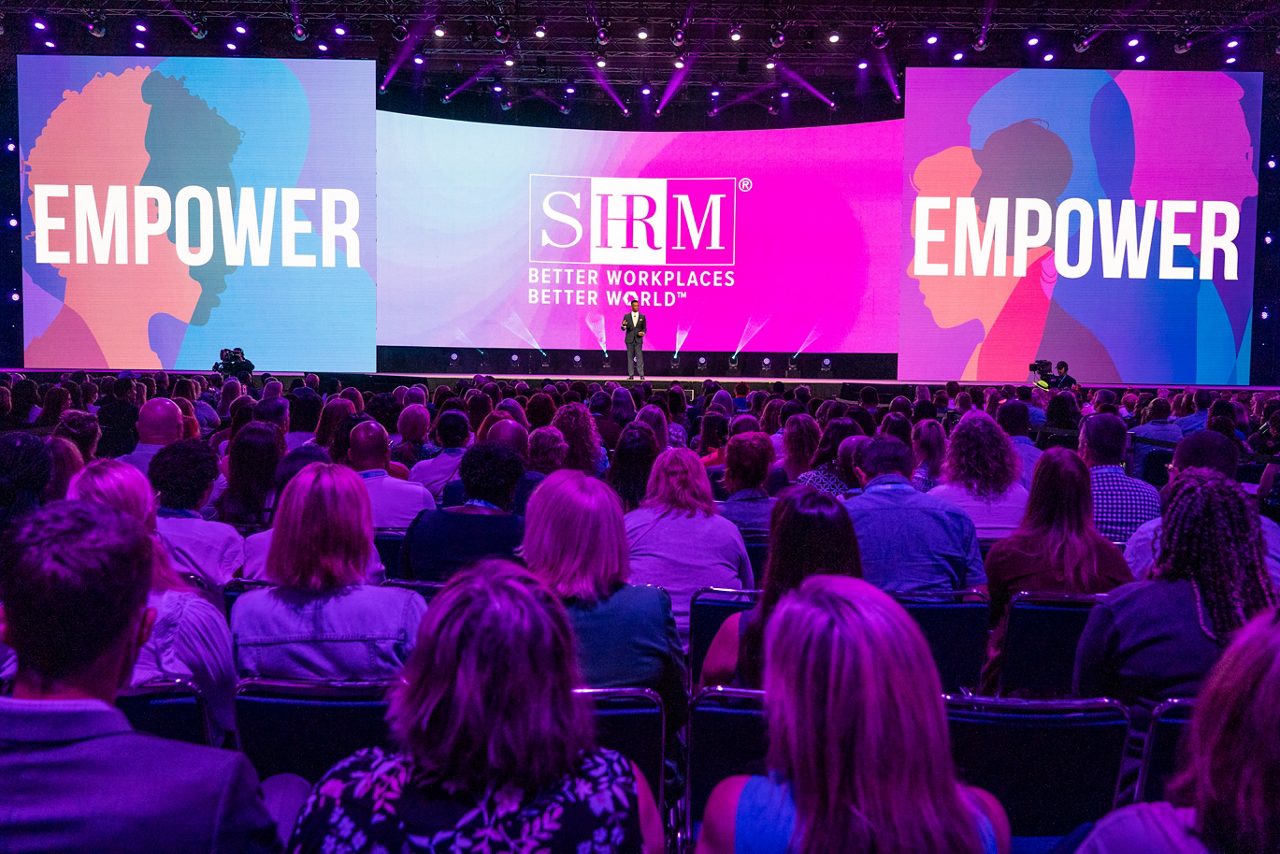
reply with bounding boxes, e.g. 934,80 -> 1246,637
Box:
611,582 -> 672,614
1077,802 -> 1202,854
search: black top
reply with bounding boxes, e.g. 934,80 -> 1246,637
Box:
400,509 -> 525,581
439,471 -> 545,516
95,398 -> 140,458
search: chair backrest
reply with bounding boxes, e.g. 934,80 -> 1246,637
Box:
1136,698 -> 1195,804
381,578 -> 448,602
688,588 -> 760,686
1141,449 -> 1175,488
998,592 -> 1103,697
222,578 -> 276,621
235,679 -> 392,781
898,590 -> 990,693
576,687 -> 665,808
686,687 -> 767,841
745,543 -> 769,581
374,530 -> 407,579
116,679 -> 213,746
946,696 -> 1129,838
978,538 -> 1001,561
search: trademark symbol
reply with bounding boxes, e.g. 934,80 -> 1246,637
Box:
738,178 -> 753,192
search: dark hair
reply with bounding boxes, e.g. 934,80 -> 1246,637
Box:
810,418 -> 861,468
1173,430 -> 1239,479
1008,448 -> 1110,590
366,392 -> 403,435
698,411 -> 730,455
997,400 -> 1031,437
859,386 -> 879,408
288,393 -> 323,433
0,433 -> 54,530
215,422 -> 283,528
725,432 -> 776,493
877,412 -> 912,447
252,396 -> 289,430
608,421 -> 659,512
54,410 -> 101,461
1193,388 -> 1214,412
435,410 -> 471,448
0,501 -> 152,679
329,412 -> 374,466
1055,360 -> 1069,372
858,435 -> 915,480
275,445 -> 332,493
1081,413 -> 1128,466
1045,391 -> 1081,430
459,441 -> 525,508
149,439 -> 219,510
738,487 -> 861,687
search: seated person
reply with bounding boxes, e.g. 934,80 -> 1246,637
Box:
716,432 -> 777,548
929,412 -> 1029,540
700,576 -> 1009,853
232,463 -> 426,681
440,419 -> 544,515
0,501 -> 278,850
400,442 -> 525,582
148,439 -> 244,588
290,562 -> 663,853
348,421 -> 434,530
408,411 -> 470,501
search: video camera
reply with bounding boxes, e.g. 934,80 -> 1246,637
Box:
1029,359 -> 1052,375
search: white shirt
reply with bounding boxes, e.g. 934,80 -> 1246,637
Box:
1126,514 -> 1280,588
928,482 -> 1030,540
357,469 -> 435,530
408,449 -> 466,502
118,443 -> 166,476
630,311 -> 640,325
155,512 -> 245,587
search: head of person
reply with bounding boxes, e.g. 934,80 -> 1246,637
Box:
388,561 -> 593,792
859,386 -> 879,409
912,419 -> 947,479
877,412 -> 912,448
810,418 -> 862,469
339,386 -> 365,413
1055,360 -> 1069,376
524,392 -> 556,429
698,411 -> 730,455
1193,388 -> 1214,413
458,441 -> 524,510
782,414 -> 821,469
328,412 -> 374,466
944,411 -> 1018,499
262,379 -> 283,400
996,400 -> 1031,438
608,421 -> 659,512
523,470 -> 628,605
434,410 -> 472,451
1167,611 -> 1280,851
347,420 -> 392,472
724,432 -> 776,494
1155,468 -> 1277,643
1016,447 -> 1111,588
551,403 -> 604,474
42,436 -> 84,503
730,413 -> 762,436
764,576 -> 981,851
608,386 -> 637,425
857,435 -> 915,482
0,433 -> 54,528
528,425 -> 569,475
1045,390 -> 1081,429
1146,396 -> 1173,423
0,502 -> 157,699
630,298 -> 639,312
34,386 -> 71,428
274,445 -> 332,495
483,418 -> 530,462
1169,429 -> 1239,484
634,404 -> 669,453
148,439 -> 219,512
396,404 -> 431,447
53,409 -> 101,462
265,463 -> 373,590
643,448 -> 717,518
135,397 -> 184,446
252,396 -> 289,434
218,422 -> 283,519
315,398 -> 356,449
1078,412 -> 1128,467
739,487 -> 861,687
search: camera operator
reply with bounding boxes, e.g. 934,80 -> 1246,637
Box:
1032,359 -> 1075,391
213,347 -> 255,376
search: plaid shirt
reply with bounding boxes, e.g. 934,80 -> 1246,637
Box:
1090,465 -> 1161,543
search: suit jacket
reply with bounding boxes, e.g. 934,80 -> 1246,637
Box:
0,696 -> 279,852
622,312 -> 647,345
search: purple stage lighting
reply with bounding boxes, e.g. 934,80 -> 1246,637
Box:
32,19 -> 46,30
317,43 -> 328,52
710,87 -> 721,97
565,84 -> 576,94
1267,156 -> 1276,169
595,53 -> 607,68
926,34 -> 939,45
1026,35 -> 1039,46
6,142 -> 15,152
7,217 -> 16,227
1127,37 -> 1140,47
225,42 -> 236,51
413,54 -> 424,65
135,21 -> 147,32
952,51 -> 964,61
857,60 -> 868,70
333,23 -> 347,36
780,90 -> 790,98
492,83 -> 503,92
8,293 -> 17,302
640,84 -> 652,95
673,53 -> 686,69
44,40 -> 56,48
1226,56 -> 1237,64
1227,38 -> 1240,48
234,22 -> 247,35
1043,52 -> 1055,61
1135,54 -> 1146,63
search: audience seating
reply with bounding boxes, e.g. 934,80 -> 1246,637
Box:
1140,450 -> 1175,488
575,687 -> 666,808
374,530 -> 407,578
946,696 -> 1129,844
116,679 -> 213,746
234,679 -> 393,781
998,592 -> 1103,697
222,578 -> 276,620
1135,698 -> 1195,804
688,587 -> 760,686
381,578 -> 448,602
744,542 -> 768,582
898,590 -> 990,693
685,687 -> 767,844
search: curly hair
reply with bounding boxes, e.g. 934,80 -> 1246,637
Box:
551,403 -> 604,474
942,411 -> 1018,499
1155,468 -> 1277,643
149,439 -> 219,510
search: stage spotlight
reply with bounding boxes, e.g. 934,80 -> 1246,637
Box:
827,29 -> 841,44
780,89 -> 790,98
696,356 -> 708,373
595,22 -> 611,46
1226,56 -> 1237,64
640,81 -> 652,96
5,142 -> 14,152
870,24 -> 890,50
765,53 -> 778,69
1127,37 -> 1139,47
926,34 -> 939,45
226,42 -> 237,51
670,353 -> 680,369
503,51 -> 515,67
820,358 -> 833,374
190,17 -> 208,40
710,85 -> 721,97
1227,38 -> 1240,49
135,20 -> 148,33
673,52 -> 686,68
1264,309 -> 1271,321
671,23 -> 686,47
133,40 -> 144,50
1073,29 -> 1094,53
786,357 -> 800,378
760,357 -> 774,375
9,292 -> 18,302
1173,31 -> 1193,54
292,20 -> 309,41
1135,54 -> 1146,63
1267,156 -> 1276,170
601,353 -> 613,371
1043,52 -> 1055,62
332,21 -> 347,36
432,18 -> 446,38
952,51 -> 964,61
32,18 -> 46,30
728,355 -> 742,376
729,24 -> 743,42
534,20 -> 547,38
595,52 -> 607,68
1266,231 -> 1274,245
770,26 -> 786,49
857,60 -> 869,70
42,39 -> 55,48
87,15 -> 106,38
1026,35 -> 1040,46
491,81 -> 504,93
317,42 -> 328,52
391,20 -> 409,42
7,217 -> 16,227
233,20 -> 248,35
413,53 -> 425,65
565,79 -> 576,94
636,21 -> 649,40
494,20 -> 511,44
972,30 -> 989,51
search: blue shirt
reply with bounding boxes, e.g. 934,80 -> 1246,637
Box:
842,475 -> 986,594
1130,419 -> 1183,478
1175,410 -> 1208,436
1090,466 -> 1161,543
1010,436 -> 1043,491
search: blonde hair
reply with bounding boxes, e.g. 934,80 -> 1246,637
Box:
522,471 -> 628,603
643,447 -> 718,517
265,463 -> 372,590
765,576 -> 980,853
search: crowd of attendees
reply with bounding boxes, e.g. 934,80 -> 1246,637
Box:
2,367 -> 1280,851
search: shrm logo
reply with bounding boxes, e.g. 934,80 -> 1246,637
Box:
529,174 -> 737,266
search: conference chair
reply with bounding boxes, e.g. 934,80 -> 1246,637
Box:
688,587 -> 760,687
744,542 -> 769,582
234,679 -> 392,781
897,589 -> 990,693
575,687 -> 666,809
1140,450 -> 1175,488
685,687 -> 767,846
998,592 -> 1103,697
116,678 -> 214,746
221,578 -> 275,621
374,530 -> 407,578
1135,698 -> 1195,804
381,578 -> 448,602
946,696 -> 1129,844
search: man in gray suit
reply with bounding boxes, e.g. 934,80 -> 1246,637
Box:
621,298 -> 647,380
0,501 -> 280,851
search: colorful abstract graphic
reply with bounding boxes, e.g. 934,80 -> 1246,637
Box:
19,56 -> 376,371
901,68 -> 1262,384
377,112 -> 902,356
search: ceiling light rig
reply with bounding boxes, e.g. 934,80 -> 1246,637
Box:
870,24 -> 890,50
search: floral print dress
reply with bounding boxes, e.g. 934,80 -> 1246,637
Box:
289,746 -> 643,853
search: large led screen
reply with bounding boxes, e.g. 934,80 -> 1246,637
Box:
377,112 -> 902,357
18,56 -> 376,371
901,68 -> 1262,384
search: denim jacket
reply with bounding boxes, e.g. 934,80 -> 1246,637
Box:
232,584 -> 427,681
